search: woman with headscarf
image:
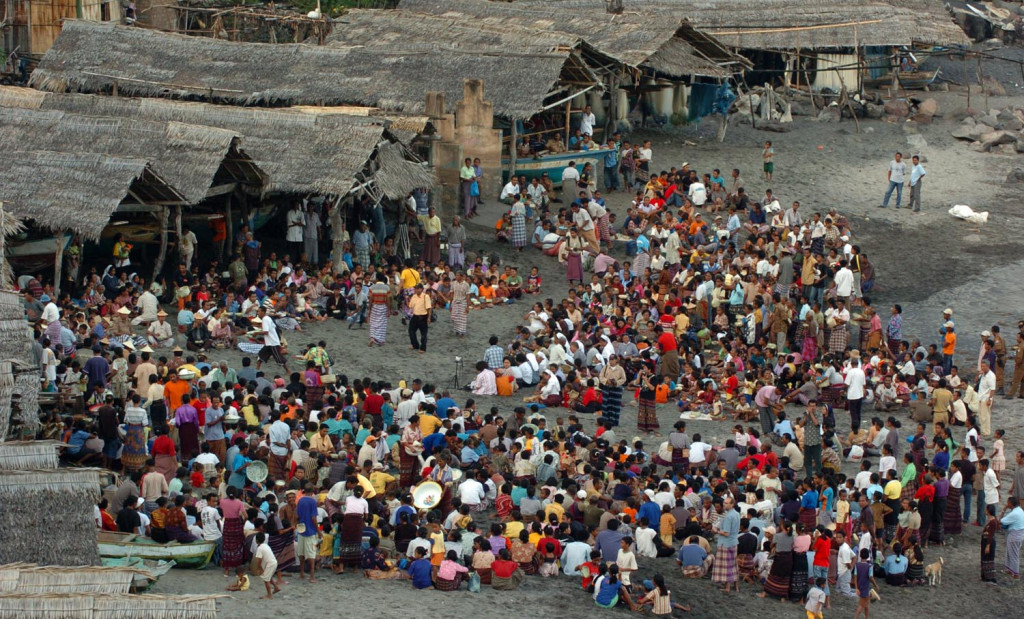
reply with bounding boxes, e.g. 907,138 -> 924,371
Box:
599,355 -> 626,427
537,370 -> 561,407
944,461 -> 963,536
399,418 -> 423,488
559,227 -> 587,285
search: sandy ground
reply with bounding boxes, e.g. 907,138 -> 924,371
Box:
150,73 -> 1024,617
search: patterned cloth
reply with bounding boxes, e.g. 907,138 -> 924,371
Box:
597,213 -> 611,242
944,485 -> 962,535
510,214 -> 527,249
637,393 -> 658,431
448,243 -> 465,268
450,280 -> 470,336
712,545 -> 737,584
369,303 -> 388,344
763,550 -> 792,598
828,326 -> 849,354
789,551 -> 809,600
738,553 -> 756,577
601,385 -> 622,426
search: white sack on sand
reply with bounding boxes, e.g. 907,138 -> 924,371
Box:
949,204 -> 989,224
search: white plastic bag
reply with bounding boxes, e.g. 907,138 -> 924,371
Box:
948,204 -> 989,224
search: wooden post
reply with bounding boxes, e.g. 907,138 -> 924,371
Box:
604,74 -> 618,138
225,194 -> 234,262
565,99 -> 572,145
508,121 -> 518,180
68,235 -> 83,288
173,205 -> 183,266
978,55 -> 988,110
329,198 -> 346,274
836,72 -> 861,134
153,206 -> 169,280
854,24 -> 862,93
52,230 -> 65,297
794,50 -> 800,92
964,50 -> 971,109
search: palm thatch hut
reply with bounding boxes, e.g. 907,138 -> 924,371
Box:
0,86 -> 434,204
507,0 -> 968,91
0,592 -> 222,618
0,468 -> 102,565
29,20 -> 598,121
0,564 -> 146,594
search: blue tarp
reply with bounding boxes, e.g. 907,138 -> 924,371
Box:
688,82 -> 718,121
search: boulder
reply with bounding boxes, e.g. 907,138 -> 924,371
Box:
999,117 -> 1024,132
980,130 -> 1017,148
969,141 -> 988,152
917,98 -> 939,117
977,114 -> 1000,128
883,100 -> 910,117
951,108 -> 975,122
816,107 -> 840,123
1017,138 -> 1024,154
968,124 -> 990,140
996,143 -> 1018,156
911,113 -> 933,125
1006,167 -> 1024,183
865,103 -> 886,119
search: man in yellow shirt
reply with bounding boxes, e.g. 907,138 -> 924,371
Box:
408,284 -> 432,353
418,406 -> 443,437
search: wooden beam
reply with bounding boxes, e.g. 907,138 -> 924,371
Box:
508,121 -> 518,180
53,230 -> 65,298
174,206 -> 184,266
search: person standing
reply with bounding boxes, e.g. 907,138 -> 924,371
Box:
907,154 -> 926,212
1008,331 -> 1024,399
179,226 -> 198,271
286,202 -> 305,261
296,484 -> 321,583
977,360 -> 997,436
762,140 -> 774,183
561,161 -> 580,201
845,357 -> 866,433
712,496 -> 741,593
419,207 -> 442,266
603,139 -> 620,192
450,271 -> 470,338
367,275 -> 390,347
803,401 -> 823,476
879,152 -> 907,208
446,216 -> 466,269
408,284 -> 431,353
204,396 -> 226,464
255,307 -> 289,373
303,204 -> 320,266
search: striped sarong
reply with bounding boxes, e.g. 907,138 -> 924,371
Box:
451,299 -> 468,335
1006,528 -> 1024,576
597,214 -> 611,242
369,303 -> 388,344
510,214 -> 527,248
601,385 -> 622,426
943,485 -> 962,535
712,545 -> 737,584
828,326 -> 848,354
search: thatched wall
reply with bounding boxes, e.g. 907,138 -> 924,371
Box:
0,107 -> 241,205
0,442 -> 61,471
0,151 -> 182,239
399,0 -> 743,78
0,592 -> 221,618
504,0 -> 968,50
0,291 -> 32,367
0,564 -> 141,594
0,469 -> 102,566
30,20 -> 588,120
0,87 -> 433,198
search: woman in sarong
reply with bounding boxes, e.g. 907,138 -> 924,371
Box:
368,277 -> 390,346
789,524 -> 811,601
759,522 -> 794,599
460,158 -> 478,218
560,228 -> 586,285
122,402 -> 149,472
944,462 -> 963,536
636,371 -> 659,433
981,505 -> 998,583
509,199 -> 527,251
220,487 -> 247,576
599,355 -> 626,427
450,272 -> 470,337
399,420 -> 423,488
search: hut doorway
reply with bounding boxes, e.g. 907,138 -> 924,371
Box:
741,50 -> 786,88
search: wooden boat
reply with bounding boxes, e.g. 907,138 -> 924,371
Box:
100,557 -> 177,591
97,532 -> 216,569
866,68 -> 941,91
4,231 -> 72,273
502,147 -> 616,183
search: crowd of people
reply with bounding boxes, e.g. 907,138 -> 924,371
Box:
19,132 -> 1024,614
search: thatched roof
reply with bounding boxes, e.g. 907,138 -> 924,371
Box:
0,107 -> 256,205
0,87 -> 434,198
31,20 -> 598,119
0,593 -> 222,619
398,0 -> 748,78
0,151 -> 183,239
504,0 -> 968,50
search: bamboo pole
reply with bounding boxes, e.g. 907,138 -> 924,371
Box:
173,205 -> 183,266
508,121 -> 518,180
564,99 -> 572,146
153,206 -> 169,280
52,231 -> 65,297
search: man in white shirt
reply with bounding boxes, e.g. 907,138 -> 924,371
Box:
977,360 -> 996,436
457,474 -> 487,510
880,151 -> 907,208
579,105 -> 596,137
845,357 -> 866,433
982,459 -> 1000,520
180,225 -> 198,271
782,201 -> 803,227
836,533 -> 857,598
285,202 -> 305,260
526,178 -> 548,209
146,310 -> 174,348
255,307 -> 290,372
834,260 -> 855,301
688,179 -> 707,206
499,178 -> 521,204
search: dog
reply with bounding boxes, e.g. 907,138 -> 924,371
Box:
924,556 -> 945,586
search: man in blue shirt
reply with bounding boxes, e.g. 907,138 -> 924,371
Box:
676,537 -> 710,577
713,496 -> 741,592
594,519 -> 626,563
296,485 -> 320,582
637,493 -> 662,529
603,141 -> 620,191
1001,496 -> 1024,578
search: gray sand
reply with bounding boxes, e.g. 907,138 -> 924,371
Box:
151,89 -> 1024,617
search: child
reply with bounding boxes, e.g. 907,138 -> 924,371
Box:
615,536 -> 638,588
251,532 -> 280,599
580,549 -> 602,591
992,429 -> 1006,473
753,539 -> 772,583
737,517 -> 759,583
638,572 -> 691,614
538,540 -> 559,577
659,504 -> 676,546
806,576 -> 827,619
836,488 -> 852,539
226,565 -> 250,592
317,517 -> 335,569
854,548 -> 878,619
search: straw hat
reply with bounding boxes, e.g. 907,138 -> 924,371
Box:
117,306 -> 131,315
157,310 -> 168,317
